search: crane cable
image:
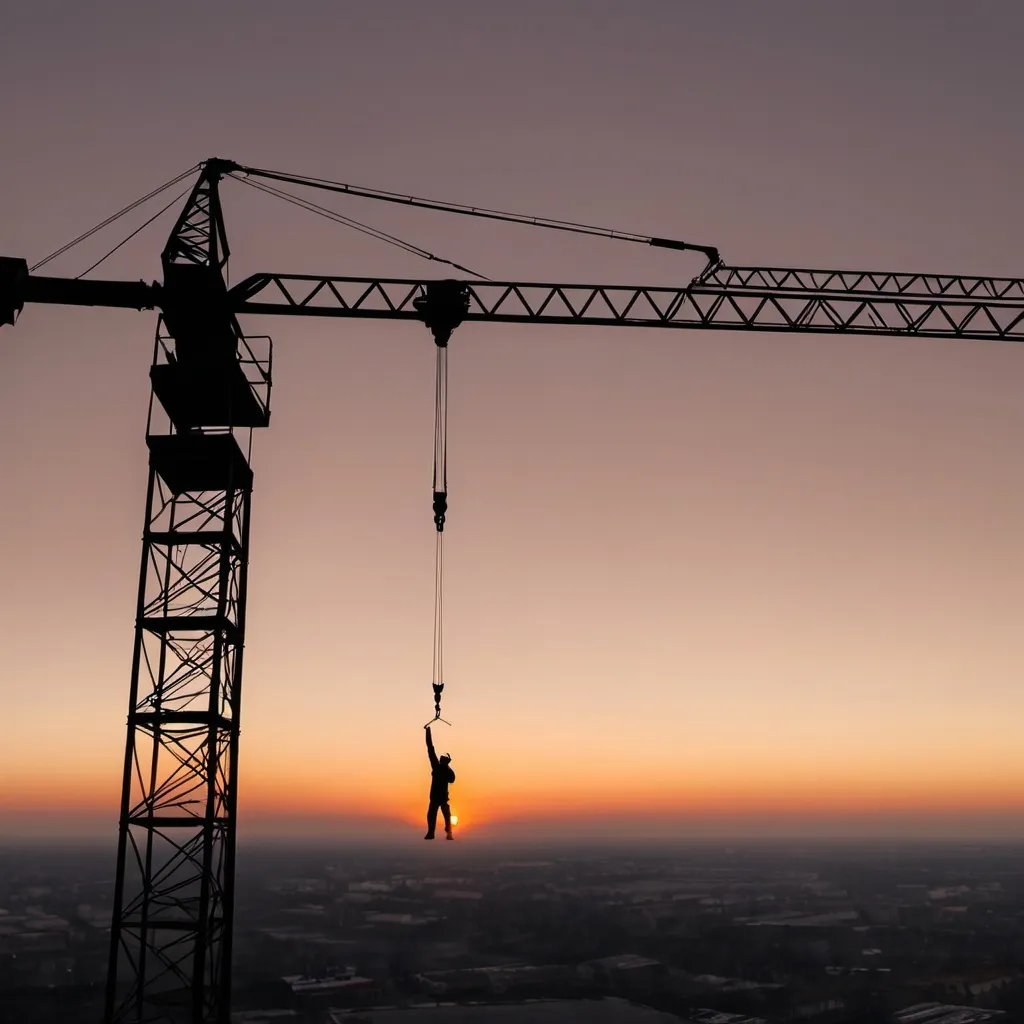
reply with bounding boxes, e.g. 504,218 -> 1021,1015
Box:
234,163 -> 722,277
73,187 -> 192,280
230,173 -> 489,279
430,342 -> 450,724
30,164 -> 201,273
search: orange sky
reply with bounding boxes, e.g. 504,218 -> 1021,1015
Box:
2,2 -> 1024,843
4,738 -> 1024,840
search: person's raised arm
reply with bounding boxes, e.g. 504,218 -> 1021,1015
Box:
425,725 -> 438,768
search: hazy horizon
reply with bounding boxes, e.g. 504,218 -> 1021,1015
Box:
6,807 -> 1024,845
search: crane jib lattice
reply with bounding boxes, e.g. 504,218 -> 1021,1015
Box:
224,272 -> 1024,340
5,265 -> 1024,340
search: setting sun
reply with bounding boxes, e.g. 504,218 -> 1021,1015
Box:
450,814 -> 459,826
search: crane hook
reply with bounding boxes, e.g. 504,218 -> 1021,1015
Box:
414,280 -> 470,347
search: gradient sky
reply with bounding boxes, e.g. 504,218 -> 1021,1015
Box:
2,1 -> 1024,841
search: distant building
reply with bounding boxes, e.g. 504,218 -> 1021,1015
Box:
327,996 -> 692,1022
416,963 -> 582,999
682,972 -> 780,996
688,1011 -> 767,1024
283,969 -> 380,1010
895,1003 -> 1008,1023
582,954 -> 667,999
587,954 -> 664,977
364,912 -> 433,925
230,1012 -> 301,1023
746,910 -> 859,928
348,881 -> 393,894
941,970 -> 1021,1001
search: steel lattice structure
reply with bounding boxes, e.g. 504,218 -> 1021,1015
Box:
1,157 -> 1023,1023
107,430 -> 252,1022
109,161 -> 270,1023
229,268 -> 1024,340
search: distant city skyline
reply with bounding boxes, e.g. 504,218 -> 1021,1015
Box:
3,0 -> 1024,842
3,836 -> 1022,1021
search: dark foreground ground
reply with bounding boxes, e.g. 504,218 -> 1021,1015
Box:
2,839 -> 1023,1022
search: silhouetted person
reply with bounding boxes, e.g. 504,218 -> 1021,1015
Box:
424,725 -> 455,840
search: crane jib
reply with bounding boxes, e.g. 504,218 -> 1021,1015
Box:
227,274 -> 1024,342
3,260 -> 1024,340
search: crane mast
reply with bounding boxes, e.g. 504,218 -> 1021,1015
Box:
2,158 -> 1023,1023
110,161 -> 269,1024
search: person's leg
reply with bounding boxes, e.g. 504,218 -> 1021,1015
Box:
441,802 -> 452,838
425,802 -> 439,839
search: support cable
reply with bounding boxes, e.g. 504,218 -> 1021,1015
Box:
430,343 -> 449,724
75,187 -> 192,279
230,174 -> 488,279
30,164 -> 201,272
236,163 -> 722,274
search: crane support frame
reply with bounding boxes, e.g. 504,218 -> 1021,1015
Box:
105,448 -> 252,1024
228,273 -> 1024,341
4,268 -> 1024,341
103,162 -> 269,1024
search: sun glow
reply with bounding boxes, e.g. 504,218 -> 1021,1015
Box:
450,814 -> 459,826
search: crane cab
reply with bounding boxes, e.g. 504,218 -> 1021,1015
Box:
150,263 -> 271,431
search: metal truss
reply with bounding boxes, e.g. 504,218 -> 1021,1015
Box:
229,270 -> 1024,341
702,264 -> 1024,301
105,439 -> 251,1022
104,377 -> 253,1022
161,161 -> 233,270
106,156 -> 267,1024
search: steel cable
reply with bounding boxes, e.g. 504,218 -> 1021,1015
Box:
30,164 -> 201,272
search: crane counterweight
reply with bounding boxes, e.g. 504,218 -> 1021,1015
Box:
0,256 -> 27,325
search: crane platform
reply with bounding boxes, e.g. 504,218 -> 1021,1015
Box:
149,360 -> 269,430
147,431 -> 253,494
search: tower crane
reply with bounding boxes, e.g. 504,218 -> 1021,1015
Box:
2,158 -> 1023,1024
